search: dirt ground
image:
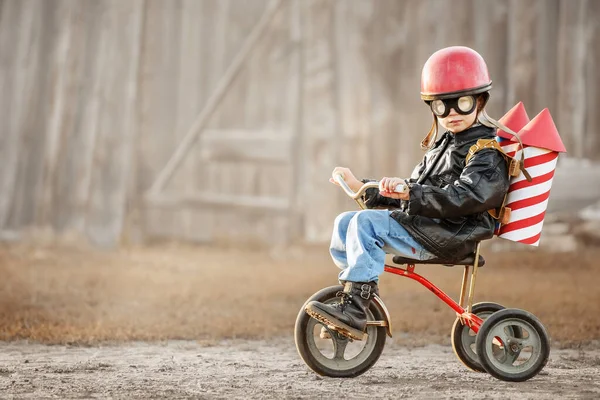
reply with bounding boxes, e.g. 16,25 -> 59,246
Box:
1,241 -> 600,398
1,339 -> 600,399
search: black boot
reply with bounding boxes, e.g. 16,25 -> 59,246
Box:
305,281 -> 378,340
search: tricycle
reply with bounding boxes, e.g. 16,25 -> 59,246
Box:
294,175 -> 550,382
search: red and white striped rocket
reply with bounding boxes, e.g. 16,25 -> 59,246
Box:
494,102 -> 567,246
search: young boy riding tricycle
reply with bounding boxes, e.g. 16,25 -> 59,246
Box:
295,46 -> 551,382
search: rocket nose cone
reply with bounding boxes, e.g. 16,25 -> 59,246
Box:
519,109 -> 567,153
497,102 -> 530,140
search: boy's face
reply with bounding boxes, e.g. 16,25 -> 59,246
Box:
432,96 -> 481,134
439,106 -> 478,133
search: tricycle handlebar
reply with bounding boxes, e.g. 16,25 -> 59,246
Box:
333,174 -> 406,210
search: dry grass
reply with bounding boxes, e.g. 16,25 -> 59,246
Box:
0,241 -> 599,347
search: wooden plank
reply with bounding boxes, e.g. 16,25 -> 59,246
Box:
249,2 -> 293,243
199,130 -> 291,163
301,0 -> 339,242
375,0 -> 409,175
51,0 -> 105,233
504,0 -> 538,114
0,0 -> 29,229
122,0 -> 149,245
473,0 -> 509,117
556,0 -> 587,158
8,0 -> 57,229
335,0 -> 373,177
534,0 -> 559,115
147,192 -> 290,212
137,0 -> 183,192
213,0 -> 250,233
167,0 -> 211,244
367,0 -> 406,180
584,0 -> 600,160
37,0 -> 78,228
439,0 -> 475,48
0,1 -> 56,230
288,0 -> 304,241
207,0 -> 236,239
397,0 -> 440,171
137,0 -> 186,242
84,0 -> 145,247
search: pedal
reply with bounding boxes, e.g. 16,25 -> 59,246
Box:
329,325 -> 367,341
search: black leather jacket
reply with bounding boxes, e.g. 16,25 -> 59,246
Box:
363,124 -> 509,260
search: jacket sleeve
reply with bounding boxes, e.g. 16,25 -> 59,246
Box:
405,149 -> 509,218
362,154 -> 428,209
362,180 -> 402,209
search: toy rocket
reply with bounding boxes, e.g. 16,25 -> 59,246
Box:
495,102 -> 567,246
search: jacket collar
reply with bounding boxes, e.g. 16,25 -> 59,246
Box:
448,124 -> 494,145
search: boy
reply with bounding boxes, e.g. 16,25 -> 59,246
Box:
306,46 -> 510,341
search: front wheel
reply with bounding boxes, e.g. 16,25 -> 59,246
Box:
475,308 -> 550,382
451,302 -> 506,372
294,285 -> 387,378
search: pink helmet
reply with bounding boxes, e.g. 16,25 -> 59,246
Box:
421,46 -> 492,100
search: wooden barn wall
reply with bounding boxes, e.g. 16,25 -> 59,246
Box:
0,0 -> 145,247
0,0 -> 599,246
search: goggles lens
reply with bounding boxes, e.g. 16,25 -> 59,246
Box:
431,100 -> 446,116
430,96 -> 476,117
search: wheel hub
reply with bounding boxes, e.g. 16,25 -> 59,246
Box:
507,339 -> 521,354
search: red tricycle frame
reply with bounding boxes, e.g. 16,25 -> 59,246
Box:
382,247 -> 484,334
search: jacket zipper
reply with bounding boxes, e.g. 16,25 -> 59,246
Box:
416,134 -> 453,184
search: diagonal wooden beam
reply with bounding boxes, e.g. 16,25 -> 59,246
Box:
146,0 -> 283,197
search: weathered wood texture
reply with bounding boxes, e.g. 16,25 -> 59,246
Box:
1,0 -> 598,246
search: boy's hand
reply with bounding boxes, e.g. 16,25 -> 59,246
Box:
329,167 -> 362,192
379,177 -> 410,200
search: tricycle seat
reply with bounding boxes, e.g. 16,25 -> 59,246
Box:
392,253 -> 485,267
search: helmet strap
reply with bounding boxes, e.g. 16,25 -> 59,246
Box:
420,114 -> 438,150
479,92 -> 490,109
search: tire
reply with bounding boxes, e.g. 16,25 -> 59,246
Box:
294,285 -> 387,378
475,308 -> 550,382
451,302 -> 505,372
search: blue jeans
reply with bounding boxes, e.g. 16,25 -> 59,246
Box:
330,210 -> 436,283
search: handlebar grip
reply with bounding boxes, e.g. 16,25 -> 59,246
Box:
394,183 -> 407,193
379,181 -> 408,193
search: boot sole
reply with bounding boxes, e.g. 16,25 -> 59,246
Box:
305,303 -> 367,341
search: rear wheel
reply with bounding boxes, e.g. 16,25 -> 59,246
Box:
476,308 -> 550,382
294,286 -> 387,378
